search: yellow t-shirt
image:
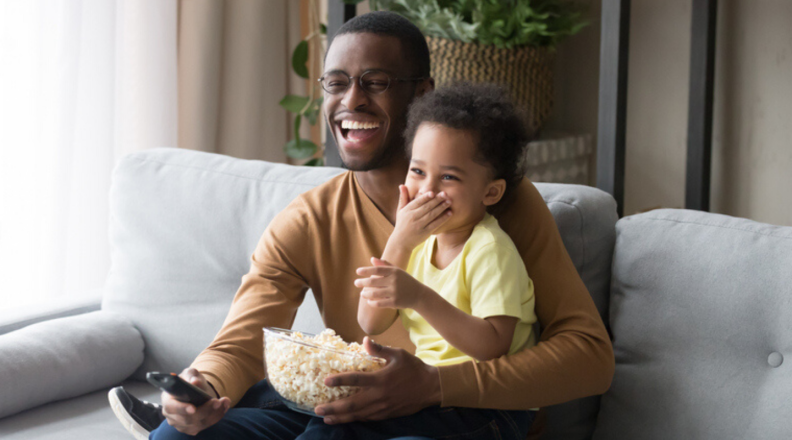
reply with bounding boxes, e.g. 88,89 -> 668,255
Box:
401,214 -> 537,367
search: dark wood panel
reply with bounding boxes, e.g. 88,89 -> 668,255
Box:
685,0 -> 718,211
596,0 -> 631,217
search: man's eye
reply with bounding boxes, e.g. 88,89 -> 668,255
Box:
410,168 -> 425,176
442,174 -> 459,181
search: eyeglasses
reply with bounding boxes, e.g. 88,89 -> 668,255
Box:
318,70 -> 426,95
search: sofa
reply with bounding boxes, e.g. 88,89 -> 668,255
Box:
0,148 -> 788,440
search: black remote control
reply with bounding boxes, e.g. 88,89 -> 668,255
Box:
146,372 -> 213,406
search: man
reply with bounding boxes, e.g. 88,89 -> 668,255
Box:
111,11 -> 613,440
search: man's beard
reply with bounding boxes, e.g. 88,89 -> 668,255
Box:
339,133 -> 407,172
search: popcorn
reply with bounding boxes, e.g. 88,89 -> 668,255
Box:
263,328 -> 385,410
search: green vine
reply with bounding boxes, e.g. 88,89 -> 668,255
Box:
280,0 -> 328,166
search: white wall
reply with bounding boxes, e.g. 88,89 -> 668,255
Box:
550,0 -> 792,225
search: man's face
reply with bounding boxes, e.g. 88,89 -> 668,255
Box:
322,33 -> 430,171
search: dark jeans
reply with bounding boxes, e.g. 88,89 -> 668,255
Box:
149,380 -> 535,440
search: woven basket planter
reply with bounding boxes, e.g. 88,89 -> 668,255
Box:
426,36 -> 555,134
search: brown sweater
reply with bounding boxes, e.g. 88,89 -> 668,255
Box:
191,171 -> 614,409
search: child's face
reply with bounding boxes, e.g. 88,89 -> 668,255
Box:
405,123 -> 505,234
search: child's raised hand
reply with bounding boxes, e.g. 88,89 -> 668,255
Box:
355,257 -> 430,310
392,185 -> 452,250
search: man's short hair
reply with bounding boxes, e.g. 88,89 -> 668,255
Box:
334,11 -> 431,78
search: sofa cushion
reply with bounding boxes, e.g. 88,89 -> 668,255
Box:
102,148 -> 343,379
536,183 -> 617,440
594,209 -> 792,440
0,311 -> 144,419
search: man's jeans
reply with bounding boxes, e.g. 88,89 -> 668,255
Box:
149,380 -> 535,440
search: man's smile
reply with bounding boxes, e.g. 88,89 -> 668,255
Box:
336,118 -> 383,146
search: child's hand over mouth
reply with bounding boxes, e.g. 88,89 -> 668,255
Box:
389,185 -> 452,251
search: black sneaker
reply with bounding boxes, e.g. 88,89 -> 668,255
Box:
108,386 -> 166,440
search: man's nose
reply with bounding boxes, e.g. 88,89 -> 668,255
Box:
340,80 -> 369,110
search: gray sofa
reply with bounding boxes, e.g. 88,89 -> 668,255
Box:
0,148 -> 788,439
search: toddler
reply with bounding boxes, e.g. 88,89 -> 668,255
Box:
355,83 -> 538,435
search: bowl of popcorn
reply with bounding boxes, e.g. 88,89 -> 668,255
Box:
263,327 -> 386,416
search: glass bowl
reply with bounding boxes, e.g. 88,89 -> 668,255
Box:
263,327 -> 385,417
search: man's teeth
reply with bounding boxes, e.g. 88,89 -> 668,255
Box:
341,120 -> 380,130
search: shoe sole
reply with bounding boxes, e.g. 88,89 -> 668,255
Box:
108,389 -> 151,440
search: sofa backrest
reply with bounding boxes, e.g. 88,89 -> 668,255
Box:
102,148 -> 617,439
593,209 -> 792,440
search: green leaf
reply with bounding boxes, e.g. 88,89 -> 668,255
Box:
285,138 -> 319,159
292,40 -> 309,79
304,158 -> 324,167
341,0 -> 366,4
285,114 -> 317,159
279,95 -> 310,113
374,0 -> 588,48
319,23 -> 327,34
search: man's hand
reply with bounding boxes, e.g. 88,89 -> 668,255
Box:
390,185 -> 452,251
356,257 -> 435,311
314,337 -> 441,424
161,368 -> 232,435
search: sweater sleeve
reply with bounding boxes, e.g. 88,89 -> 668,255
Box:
190,198 -> 314,406
436,180 -> 615,409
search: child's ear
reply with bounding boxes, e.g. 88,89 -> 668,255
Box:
483,179 -> 506,207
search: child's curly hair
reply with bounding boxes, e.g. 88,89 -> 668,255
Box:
404,83 -> 533,200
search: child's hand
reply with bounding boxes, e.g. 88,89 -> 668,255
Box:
391,185 -> 452,251
355,257 -> 432,310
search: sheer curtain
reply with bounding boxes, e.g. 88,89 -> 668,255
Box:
0,0 -> 177,312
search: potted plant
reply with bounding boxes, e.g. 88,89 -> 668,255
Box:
364,0 -> 588,134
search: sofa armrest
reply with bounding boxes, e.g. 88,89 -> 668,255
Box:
0,292 -> 103,336
0,310 -> 144,419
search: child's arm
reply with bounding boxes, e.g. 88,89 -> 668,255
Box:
415,291 -> 518,361
356,260 -> 518,360
357,187 -> 452,335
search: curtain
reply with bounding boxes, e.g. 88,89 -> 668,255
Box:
0,0 -> 177,311
177,0 -> 308,162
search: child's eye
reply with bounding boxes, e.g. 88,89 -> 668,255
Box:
410,168 -> 425,176
441,174 -> 459,181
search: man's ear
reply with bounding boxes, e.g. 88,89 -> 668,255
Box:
483,179 -> 506,207
415,77 -> 435,98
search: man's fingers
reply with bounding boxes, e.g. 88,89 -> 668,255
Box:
162,394 -> 196,417
319,394 -> 386,424
324,370 -> 378,388
163,396 -> 229,435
